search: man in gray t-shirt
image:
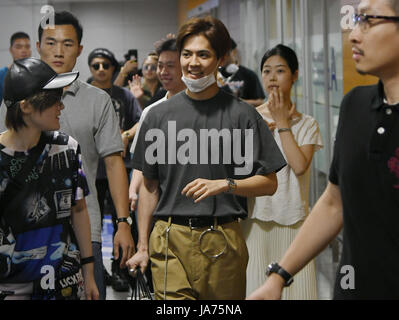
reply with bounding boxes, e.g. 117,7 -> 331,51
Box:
35,11 -> 134,300
127,17 -> 286,300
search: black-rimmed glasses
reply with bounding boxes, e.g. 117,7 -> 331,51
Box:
353,13 -> 399,32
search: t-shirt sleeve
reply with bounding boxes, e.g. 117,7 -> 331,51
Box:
131,114 -> 159,179
130,106 -> 150,154
251,73 -> 266,100
244,70 -> 265,100
94,96 -> 124,158
329,90 -> 350,186
132,96 -> 142,124
72,144 -> 90,204
297,117 -> 324,151
0,68 -> 7,103
329,142 -> 339,186
243,117 -> 286,178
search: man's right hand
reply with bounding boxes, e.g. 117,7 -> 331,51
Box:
126,249 -> 149,276
122,59 -> 138,74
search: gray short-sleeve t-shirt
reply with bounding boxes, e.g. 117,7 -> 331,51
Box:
60,80 -> 124,242
133,90 -> 286,218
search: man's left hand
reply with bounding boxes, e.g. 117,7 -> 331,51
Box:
182,179 -> 228,203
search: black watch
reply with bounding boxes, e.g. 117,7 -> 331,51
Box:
116,216 -> 133,226
266,263 -> 294,287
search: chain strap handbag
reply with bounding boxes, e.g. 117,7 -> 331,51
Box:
127,267 -> 153,300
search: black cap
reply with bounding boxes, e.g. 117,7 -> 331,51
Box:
3,58 -> 79,108
88,48 -> 120,73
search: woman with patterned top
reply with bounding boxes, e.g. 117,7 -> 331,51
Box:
0,58 -> 98,300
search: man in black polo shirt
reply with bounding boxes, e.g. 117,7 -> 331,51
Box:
127,16 -> 285,300
248,0 -> 399,300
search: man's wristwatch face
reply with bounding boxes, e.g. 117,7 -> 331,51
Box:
226,178 -> 237,193
116,216 -> 132,226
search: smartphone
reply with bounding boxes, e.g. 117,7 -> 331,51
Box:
125,49 -> 138,62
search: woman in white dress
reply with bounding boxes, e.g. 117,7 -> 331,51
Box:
242,44 -> 323,300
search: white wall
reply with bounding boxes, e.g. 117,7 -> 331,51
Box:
0,0 -> 46,67
0,0 -> 178,82
56,0 -> 178,82
217,0 -> 240,45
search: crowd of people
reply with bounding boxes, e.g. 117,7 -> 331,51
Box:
0,0 -> 398,301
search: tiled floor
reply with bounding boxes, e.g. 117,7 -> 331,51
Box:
102,215 -> 340,300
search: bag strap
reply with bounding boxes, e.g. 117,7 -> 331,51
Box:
128,267 -> 153,300
0,134 -> 51,215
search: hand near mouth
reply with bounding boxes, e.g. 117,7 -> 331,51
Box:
267,88 -> 294,129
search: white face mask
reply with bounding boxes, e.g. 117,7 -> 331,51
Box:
225,63 -> 239,75
181,73 -> 216,93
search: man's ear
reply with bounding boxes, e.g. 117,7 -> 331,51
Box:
219,53 -> 229,68
36,41 -> 41,55
77,44 -> 83,58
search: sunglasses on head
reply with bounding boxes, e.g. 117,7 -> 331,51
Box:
91,62 -> 110,70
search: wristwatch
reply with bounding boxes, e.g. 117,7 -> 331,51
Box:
123,131 -> 131,139
116,216 -> 133,226
266,263 -> 294,287
225,178 -> 237,193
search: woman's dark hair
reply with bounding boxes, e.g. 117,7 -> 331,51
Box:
177,16 -> 231,59
6,88 -> 63,131
260,44 -> 299,75
38,11 -> 83,44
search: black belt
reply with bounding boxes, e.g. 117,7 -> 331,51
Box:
156,216 -> 237,229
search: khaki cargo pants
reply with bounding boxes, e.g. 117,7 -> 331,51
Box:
149,218 -> 249,300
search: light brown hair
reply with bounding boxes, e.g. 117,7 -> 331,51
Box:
176,16 -> 231,59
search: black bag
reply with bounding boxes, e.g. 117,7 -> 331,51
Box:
127,268 -> 153,300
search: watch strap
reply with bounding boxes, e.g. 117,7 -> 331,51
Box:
116,217 -> 131,225
267,263 -> 294,287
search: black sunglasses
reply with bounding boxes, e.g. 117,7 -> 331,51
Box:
91,62 -> 110,70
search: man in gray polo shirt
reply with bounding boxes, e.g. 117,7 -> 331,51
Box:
0,11 -> 134,300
